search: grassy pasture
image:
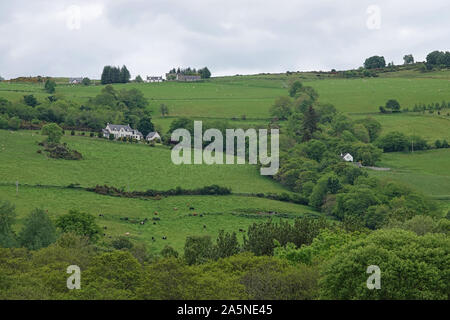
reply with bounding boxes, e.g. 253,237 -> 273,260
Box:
0,130 -> 288,194
352,113 -> 450,142
369,149 -> 450,198
305,77 -> 450,114
0,185 -> 316,253
2,72 -> 449,122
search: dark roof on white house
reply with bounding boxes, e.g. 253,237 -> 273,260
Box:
106,124 -> 133,132
146,132 -> 159,138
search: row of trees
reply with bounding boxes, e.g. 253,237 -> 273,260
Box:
0,85 -> 151,132
1,199 -> 448,299
167,67 -> 211,79
270,80 -> 442,230
363,50 -> 450,71
101,65 -> 131,84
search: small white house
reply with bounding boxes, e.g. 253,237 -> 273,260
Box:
69,77 -> 83,84
341,152 -> 354,162
146,132 -> 161,142
103,124 -> 143,141
146,76 -> 163,83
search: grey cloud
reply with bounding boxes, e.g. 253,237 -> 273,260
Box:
0,0 -> 448,79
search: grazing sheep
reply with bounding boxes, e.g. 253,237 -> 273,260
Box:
162,236 -> 167,240
140,221 -> 145,225
98,214 -> 104,217
125,232 -> 130,236
173,207 -> 178,211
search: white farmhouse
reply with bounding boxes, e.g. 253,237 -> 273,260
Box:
146,76 -> 163,83
146,131 -> 161,142
341,152 -> 354,162
102,124 -> 143,141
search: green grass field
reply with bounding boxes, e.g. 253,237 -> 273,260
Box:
0,184 -> 316,253
0,130 -> 288,194
352,113 -> 450,142
0,129 -> 317,252
369,149 -> 450,199
1,69 -> 449,252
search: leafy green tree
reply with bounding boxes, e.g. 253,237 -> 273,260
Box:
41,123 -> 63,144
301,106 -> 319,142
270,96 -> 292,120
320,229 -> 449,299
135,75 -> 144,83
301,139 -> 326,162
376,131 -> 409,152
385,99 -> 401,112
214,230 -> 240,259
426,50 -> 445,66
184,235 -> 214,265
199,67 -> 211,79
364,56 -> 386,69
111,236 -> 133,250
18,208 -> 56,250
23,95 -> 39,107
101,66 -> 112,84
82,250 -> 143,298
160,245 -> 179,258
289,81 -> 303,97
240,258 -> 319,300
137,258 -> 195,299
0,201 -> 17,248
403,54 -> 414,65
56,210 -> 101,243
160,104 -> 169,117
120,65 -> 131,83
44,79 -> 56,94
7,117 -> 21,130
81,77 -> 91,86
137,116 -> 154,137
352,124 -> 370,143
355,117 -> 382,142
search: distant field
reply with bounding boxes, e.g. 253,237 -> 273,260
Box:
352,113 -> 450,142
0,185 -> 316,253
0,128 -> 322,252
0,130 -> 287,194
369,149 -> 450,199
2,71 -> 449,123
305,77 -> 450,114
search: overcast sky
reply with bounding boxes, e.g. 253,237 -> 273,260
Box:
0,0 -> 448,79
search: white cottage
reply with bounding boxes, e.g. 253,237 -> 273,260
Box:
102,124 -> 143,141
341,152 -> 354,162
146,131 -> 161,142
